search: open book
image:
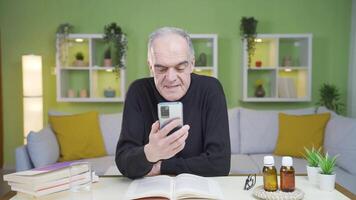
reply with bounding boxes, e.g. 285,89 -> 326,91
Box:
125,173 -> 223,200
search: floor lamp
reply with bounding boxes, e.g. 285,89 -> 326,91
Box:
22,55 -> 43,142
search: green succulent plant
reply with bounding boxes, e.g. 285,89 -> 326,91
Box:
304,147 -> 322,167
317,152 -> 338,175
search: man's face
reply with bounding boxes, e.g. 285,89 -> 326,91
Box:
149,34 -> 194,101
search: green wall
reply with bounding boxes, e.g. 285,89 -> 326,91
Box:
0,0 -> 351,168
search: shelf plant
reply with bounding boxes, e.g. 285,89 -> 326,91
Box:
240,17 -> 258,67
75,52 -> 84,66
104,48 -> 112,67
103,22 -> 128,77
316,83 -> 344,114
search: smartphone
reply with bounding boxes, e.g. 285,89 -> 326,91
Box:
157,102 -> 183,135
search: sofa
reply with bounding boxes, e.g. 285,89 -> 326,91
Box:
15,107 -> 356,194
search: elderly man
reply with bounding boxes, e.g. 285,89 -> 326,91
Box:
115,27 -> 230,179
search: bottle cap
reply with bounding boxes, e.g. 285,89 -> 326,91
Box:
282,156 -> 293,167
264,156 -> 274,166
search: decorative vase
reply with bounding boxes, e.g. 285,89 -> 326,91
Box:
67,89 -> 76,98
306,165 -> 320,185
104,88 -> 116,97
74,60 -> 84,66
255,85 -> 265,97
319,173 -> 336,191
255,60 -> 262,67
104,59 -> 112,67
79,89 -> 88,98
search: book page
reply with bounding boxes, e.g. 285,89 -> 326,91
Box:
125,175 -> 173,200
174,174 -> 223,200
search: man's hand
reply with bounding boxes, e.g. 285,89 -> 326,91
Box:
144,119 -> 189,163
146,161 -> 161,176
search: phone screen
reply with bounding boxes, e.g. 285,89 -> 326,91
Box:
158,102 -> 183,135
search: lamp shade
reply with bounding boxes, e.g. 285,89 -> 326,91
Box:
22,55 -> 42,97
22,54 -> 43,138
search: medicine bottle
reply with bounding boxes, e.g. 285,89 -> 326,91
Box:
263,156 -> 278,192
280,156 -> 295,192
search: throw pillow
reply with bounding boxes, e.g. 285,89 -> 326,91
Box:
27,127 -> 60,168
274,113 -> 331,157
49,111 -> 107,161
99,113 -> 122,155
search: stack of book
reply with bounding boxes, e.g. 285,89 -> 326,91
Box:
3,161 -> 96,197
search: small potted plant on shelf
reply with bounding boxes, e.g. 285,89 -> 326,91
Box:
317,152 -> 338,191
254,79 -> 265,97
304,147 -> 322,185
103,22 -> 128,78
75,52 -> 84,66
240,17 -> 258,67
316,83 -> 344,114
104,48 -> 112,67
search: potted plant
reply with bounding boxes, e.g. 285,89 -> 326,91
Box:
104,48 -> 112,67
75,52 -> 84,66
316,83 -> 344,114
317,152 -> 338,191
240,17 -> 258,67
304,147 -> 322,185
103,22 -> 128,78
254,79 -> 265,97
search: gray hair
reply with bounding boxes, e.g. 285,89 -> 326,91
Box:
147,27 -> 195,63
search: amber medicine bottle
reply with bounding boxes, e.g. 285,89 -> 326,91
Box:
280,156 -> 295,192
263,156 -> 278,191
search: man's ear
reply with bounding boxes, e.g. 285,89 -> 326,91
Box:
148,60 -> 154,77
190,58 -> 195,73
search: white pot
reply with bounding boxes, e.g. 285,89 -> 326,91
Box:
319,173 -> 336,191
306,165 -> 320,185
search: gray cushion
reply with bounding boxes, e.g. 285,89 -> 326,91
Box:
228,108 -> 240,154
324,115 -> 356,175
249,154 -> 307,174
229,154 -> 260,174
239,108 -> 278,154
27,127 -> 60,168
99,113 -> 122,155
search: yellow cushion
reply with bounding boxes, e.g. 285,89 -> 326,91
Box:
49,111 -> 107,161
274,113 -> 331,158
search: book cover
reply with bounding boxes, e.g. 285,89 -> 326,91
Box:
3,161 -> 89,184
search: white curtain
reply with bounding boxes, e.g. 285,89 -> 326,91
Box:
348,0 -> 356,117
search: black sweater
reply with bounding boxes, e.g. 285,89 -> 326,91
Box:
115,73 -> 231,179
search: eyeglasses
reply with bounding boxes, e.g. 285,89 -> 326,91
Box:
244,174 -> 256,190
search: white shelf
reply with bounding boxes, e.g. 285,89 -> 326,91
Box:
190,34 -> 218,78
242,33 -> 312,102
56,33 -> 126,102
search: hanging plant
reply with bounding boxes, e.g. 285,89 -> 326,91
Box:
56,23 -> 74,66
103,22 -> 128,78
240,17 -> 258,67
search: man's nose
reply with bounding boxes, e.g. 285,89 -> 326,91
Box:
166,68 -> 177,81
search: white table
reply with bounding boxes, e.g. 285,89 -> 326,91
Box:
9,176 -> 350,200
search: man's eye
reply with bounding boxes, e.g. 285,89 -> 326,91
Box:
156,67 -> 168,73
176,63 -> 188,71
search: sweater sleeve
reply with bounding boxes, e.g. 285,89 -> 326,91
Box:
115,83 -> 153,179
160,80 -> 231,176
